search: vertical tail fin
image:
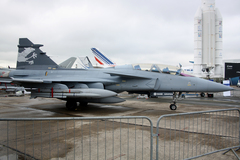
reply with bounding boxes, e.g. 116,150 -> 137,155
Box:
91,48 -> 116,66
17,38 -> 58,69
59,56 -> 93,69
59,57 -> 77,68
78,56 -> 93,69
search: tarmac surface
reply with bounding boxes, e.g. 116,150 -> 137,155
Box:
0,87 -> 240,159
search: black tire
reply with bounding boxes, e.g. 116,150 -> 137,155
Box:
170,104 -> 177,110
200,92 -> 205,97
66,101 -> 77,110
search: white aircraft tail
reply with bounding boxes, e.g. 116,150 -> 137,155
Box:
91,48 -> 116,66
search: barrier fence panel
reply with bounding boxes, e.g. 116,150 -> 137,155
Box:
1,109 -> 239,160
155,108 -> 240,160
0,116 -> 153,160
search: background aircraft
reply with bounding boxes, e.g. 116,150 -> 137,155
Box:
0,68 -> 30,96
91,48 -> 190,76
59,56 -> 92,69
0,38 -> 233,110
91,48 -> 116,67
59,57 -> 77,69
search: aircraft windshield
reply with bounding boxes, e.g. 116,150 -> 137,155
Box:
132,63 -> 181,75
150,64 -> 161,73
132,64 -> 162,72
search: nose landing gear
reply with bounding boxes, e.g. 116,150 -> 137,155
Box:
169,92 -> 182,110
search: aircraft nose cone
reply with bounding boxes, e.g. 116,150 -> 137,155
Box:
206,80 -> 234,92
196,78 -> 234,92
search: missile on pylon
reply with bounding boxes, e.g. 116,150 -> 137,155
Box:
31,88 -> 118,99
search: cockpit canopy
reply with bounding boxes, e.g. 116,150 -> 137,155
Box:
132,63 -> 181,75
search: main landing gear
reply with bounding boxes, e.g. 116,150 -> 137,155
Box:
66,101 -> 77,110
66,101 -> 89,110
169,92 -> 183,110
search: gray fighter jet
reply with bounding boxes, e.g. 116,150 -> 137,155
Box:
0,38 -> 233,110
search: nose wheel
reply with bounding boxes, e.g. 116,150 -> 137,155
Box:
170,103 -> 177,110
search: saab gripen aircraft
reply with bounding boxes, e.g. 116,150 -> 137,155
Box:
0,38 -> 233,110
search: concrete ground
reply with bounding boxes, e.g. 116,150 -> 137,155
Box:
0,87 -> 240,159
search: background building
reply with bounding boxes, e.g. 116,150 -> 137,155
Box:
223,59 -> 240,85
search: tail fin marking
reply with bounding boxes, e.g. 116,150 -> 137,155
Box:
17,38 -> 58,69
94,56 -> 104,65
91,48 -> 115,66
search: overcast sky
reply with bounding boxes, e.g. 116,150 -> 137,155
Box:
0,0 -> 239,68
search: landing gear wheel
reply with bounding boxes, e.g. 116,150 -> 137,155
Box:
170,104 -> 177,110
66,101 -> 77,110
200,92 -> 205,97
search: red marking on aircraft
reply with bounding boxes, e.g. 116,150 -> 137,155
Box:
51,87 -> 53,98
94,56 -> 104,65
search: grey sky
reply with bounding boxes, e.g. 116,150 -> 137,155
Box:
0,0 -> 239,68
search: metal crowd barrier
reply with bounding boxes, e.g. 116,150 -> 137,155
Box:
155,108 -> 240,160
0,109 -> 239,160
0,116 -> 153,160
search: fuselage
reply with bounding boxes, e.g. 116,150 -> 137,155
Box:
7,65 -> 232,94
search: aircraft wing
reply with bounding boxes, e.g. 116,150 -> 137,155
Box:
10,71 -> 150,84
51,78 -> 116,83
11,78 -> 45,83
104,71 -> 151,79
0,78 -> 13,83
